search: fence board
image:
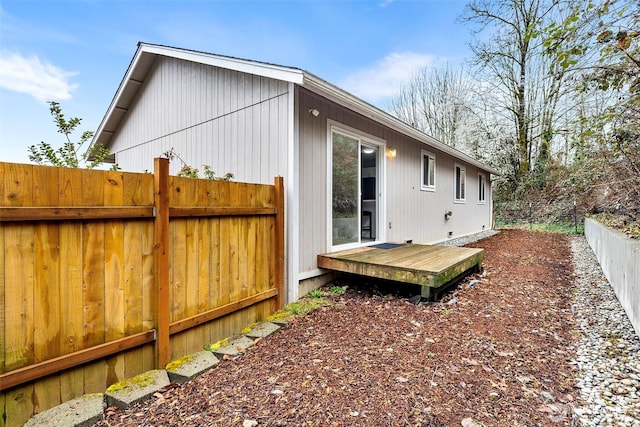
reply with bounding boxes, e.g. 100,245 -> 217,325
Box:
58,224 -> 84,402
0,160 -> 284,425
184,180 -> 201,354
33,223 -> 61,411
104,220 -> 125,388
56,167 -> 86,401
123,222 -> 144,378
5,384 -> 33,427
229,183 -> 243,333
5,225 -> 35,371
0,219 -> 4,374
82,223 -> 108,393
3,163 -> 32,206
141,222 -> 155,372
33,224 -> 61,360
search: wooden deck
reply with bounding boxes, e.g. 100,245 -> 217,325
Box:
317,243 -> 484,298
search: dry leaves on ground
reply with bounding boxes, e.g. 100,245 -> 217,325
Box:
95,229 -> 578,426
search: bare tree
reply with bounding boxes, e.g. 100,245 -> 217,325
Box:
545,0 -> 640,218
387,65 -> 476,149
460,0 -> 567,182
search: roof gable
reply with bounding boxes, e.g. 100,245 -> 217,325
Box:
95,42 -> 304,148
95,42 -> 499,175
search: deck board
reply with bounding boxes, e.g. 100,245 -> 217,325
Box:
317,243 -> 483,298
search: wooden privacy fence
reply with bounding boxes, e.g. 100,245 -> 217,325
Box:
0,158 -> 284,427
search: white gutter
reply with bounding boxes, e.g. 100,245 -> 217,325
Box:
301,73 -> 500,176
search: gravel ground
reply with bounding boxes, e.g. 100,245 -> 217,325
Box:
570,236 -> 640,426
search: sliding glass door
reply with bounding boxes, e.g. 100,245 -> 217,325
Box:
330,128 -> 381,249
331,132 -> 360,246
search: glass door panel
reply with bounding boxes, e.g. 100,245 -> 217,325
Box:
361,144 -> 378,241
332,132 -> 359,246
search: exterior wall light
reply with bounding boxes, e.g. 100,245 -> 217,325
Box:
308,108 -> 320,117
387,148 -> 396,158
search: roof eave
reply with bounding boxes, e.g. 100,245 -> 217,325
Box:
141,44 -> 305,84
301,72 -> 500,176
94,43 -> 305,152
94,42 -> 499,175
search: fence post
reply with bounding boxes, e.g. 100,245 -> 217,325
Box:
154,158 -> 171,368
274,176 -> 285,309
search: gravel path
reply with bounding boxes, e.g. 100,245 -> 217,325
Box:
571,236 -> 640,426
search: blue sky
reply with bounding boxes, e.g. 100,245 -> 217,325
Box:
0,0 -> 471,165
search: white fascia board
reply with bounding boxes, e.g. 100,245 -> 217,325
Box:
94,44 -> 306,148
301,73 -> 500,176
141,44 -> 305,84
93,44 -> 148,150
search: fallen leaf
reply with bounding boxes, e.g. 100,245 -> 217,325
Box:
538,404 -> 560,413
461,417 -> 482,427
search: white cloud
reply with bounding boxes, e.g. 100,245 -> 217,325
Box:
0,51 -> 77,102
340,52 -> 436,104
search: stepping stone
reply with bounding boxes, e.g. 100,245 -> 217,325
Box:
244,322 -> 280,339
166,351 -> 220,384
24,393 -> 105,427
267,313 -> 292,325
210,335 -> 255,358
105,369 -> 170,410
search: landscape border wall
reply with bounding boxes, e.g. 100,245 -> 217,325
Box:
584,218 -> 640,337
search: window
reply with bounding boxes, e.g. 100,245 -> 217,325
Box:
478,173 -> 486,204
454,164 -> 466,202
421,150 -> 436,191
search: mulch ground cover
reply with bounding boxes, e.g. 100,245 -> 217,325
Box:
95,229 -> 579,426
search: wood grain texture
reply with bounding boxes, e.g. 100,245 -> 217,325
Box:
317,244 -> 484,289
0,161 -> 282,424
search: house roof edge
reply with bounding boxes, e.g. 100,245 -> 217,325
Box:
300,72 -> 500,175
94,43 -> 304,152
95,43 -> 499,175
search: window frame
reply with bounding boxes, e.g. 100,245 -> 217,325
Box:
420,150 -> 436,192
454,163 -> 466,203
478,173 -> 486,204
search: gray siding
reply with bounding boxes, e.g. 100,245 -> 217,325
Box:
109,57 -> 290,184
297,89 -> 492,275
385,138 -> 492,244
